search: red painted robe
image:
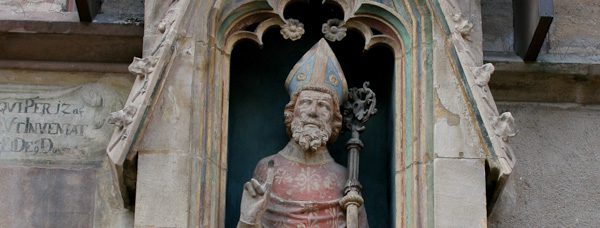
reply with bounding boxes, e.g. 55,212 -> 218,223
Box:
253,151 -> 368,228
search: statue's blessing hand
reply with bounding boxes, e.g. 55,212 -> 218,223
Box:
239,160 -> 275,225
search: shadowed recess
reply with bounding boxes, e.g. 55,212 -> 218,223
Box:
226,1 -> 394,227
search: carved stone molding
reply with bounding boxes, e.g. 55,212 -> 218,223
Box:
218,0 -> 404,57
442,0 -> 516,213
106,0 -> 191,165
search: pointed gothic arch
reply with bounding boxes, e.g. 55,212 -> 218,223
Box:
105,0 -> 516,227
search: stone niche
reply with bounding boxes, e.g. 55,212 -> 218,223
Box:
0,69 -> 134,227
226,22 -> 396,228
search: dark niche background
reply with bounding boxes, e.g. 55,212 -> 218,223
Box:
226,1 -> 394,227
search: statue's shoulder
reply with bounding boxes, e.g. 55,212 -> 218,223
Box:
255,154 -> 277,169
328,160 -> 348,176
252,154 -> 278,181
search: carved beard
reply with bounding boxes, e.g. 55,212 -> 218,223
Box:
291,117 -> 331,152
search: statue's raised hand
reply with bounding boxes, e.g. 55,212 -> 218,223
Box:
238,160 -> 274,226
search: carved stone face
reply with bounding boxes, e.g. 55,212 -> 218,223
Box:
290,90 -> 334,152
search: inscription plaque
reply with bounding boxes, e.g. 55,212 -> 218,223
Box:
0,82 -> 131,227
0,84 -> 122,161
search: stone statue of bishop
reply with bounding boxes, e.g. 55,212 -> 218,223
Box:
237,39 -> 369,228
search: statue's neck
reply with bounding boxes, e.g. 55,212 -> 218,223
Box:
279,140 -> 333,165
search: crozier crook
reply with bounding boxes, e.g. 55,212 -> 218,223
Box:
341,81 -> 377,228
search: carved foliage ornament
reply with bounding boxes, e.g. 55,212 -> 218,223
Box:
343,81 -> 377,133
128,57 -> 157,77
107,105 -> 138,129
452,13 -> 473,39
472,63 -> 494,87
492,112 -> 517,142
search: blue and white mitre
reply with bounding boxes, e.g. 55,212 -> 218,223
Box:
285,38 -> 348,104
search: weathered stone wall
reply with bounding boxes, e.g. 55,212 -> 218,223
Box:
482,0 -> 600,62
483,1 -> 600,226
95,0 -> 144,24
0,0 -> 69,13
0,0 -> 143,23
488,102 -> 600,227
545,0 -> 600,62
481,0 -> 513,54
0,0 -> 75,21
0,69 -> 134,227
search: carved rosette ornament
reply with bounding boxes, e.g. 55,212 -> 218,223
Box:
322,19 -> 347,42
280,19 -> 305,41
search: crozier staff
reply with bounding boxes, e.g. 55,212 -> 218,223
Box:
237,39 -> 369,228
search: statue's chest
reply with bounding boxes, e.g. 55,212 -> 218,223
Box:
270,163 -> 345,201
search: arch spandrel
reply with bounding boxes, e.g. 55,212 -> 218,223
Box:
214,0 -> 413,54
